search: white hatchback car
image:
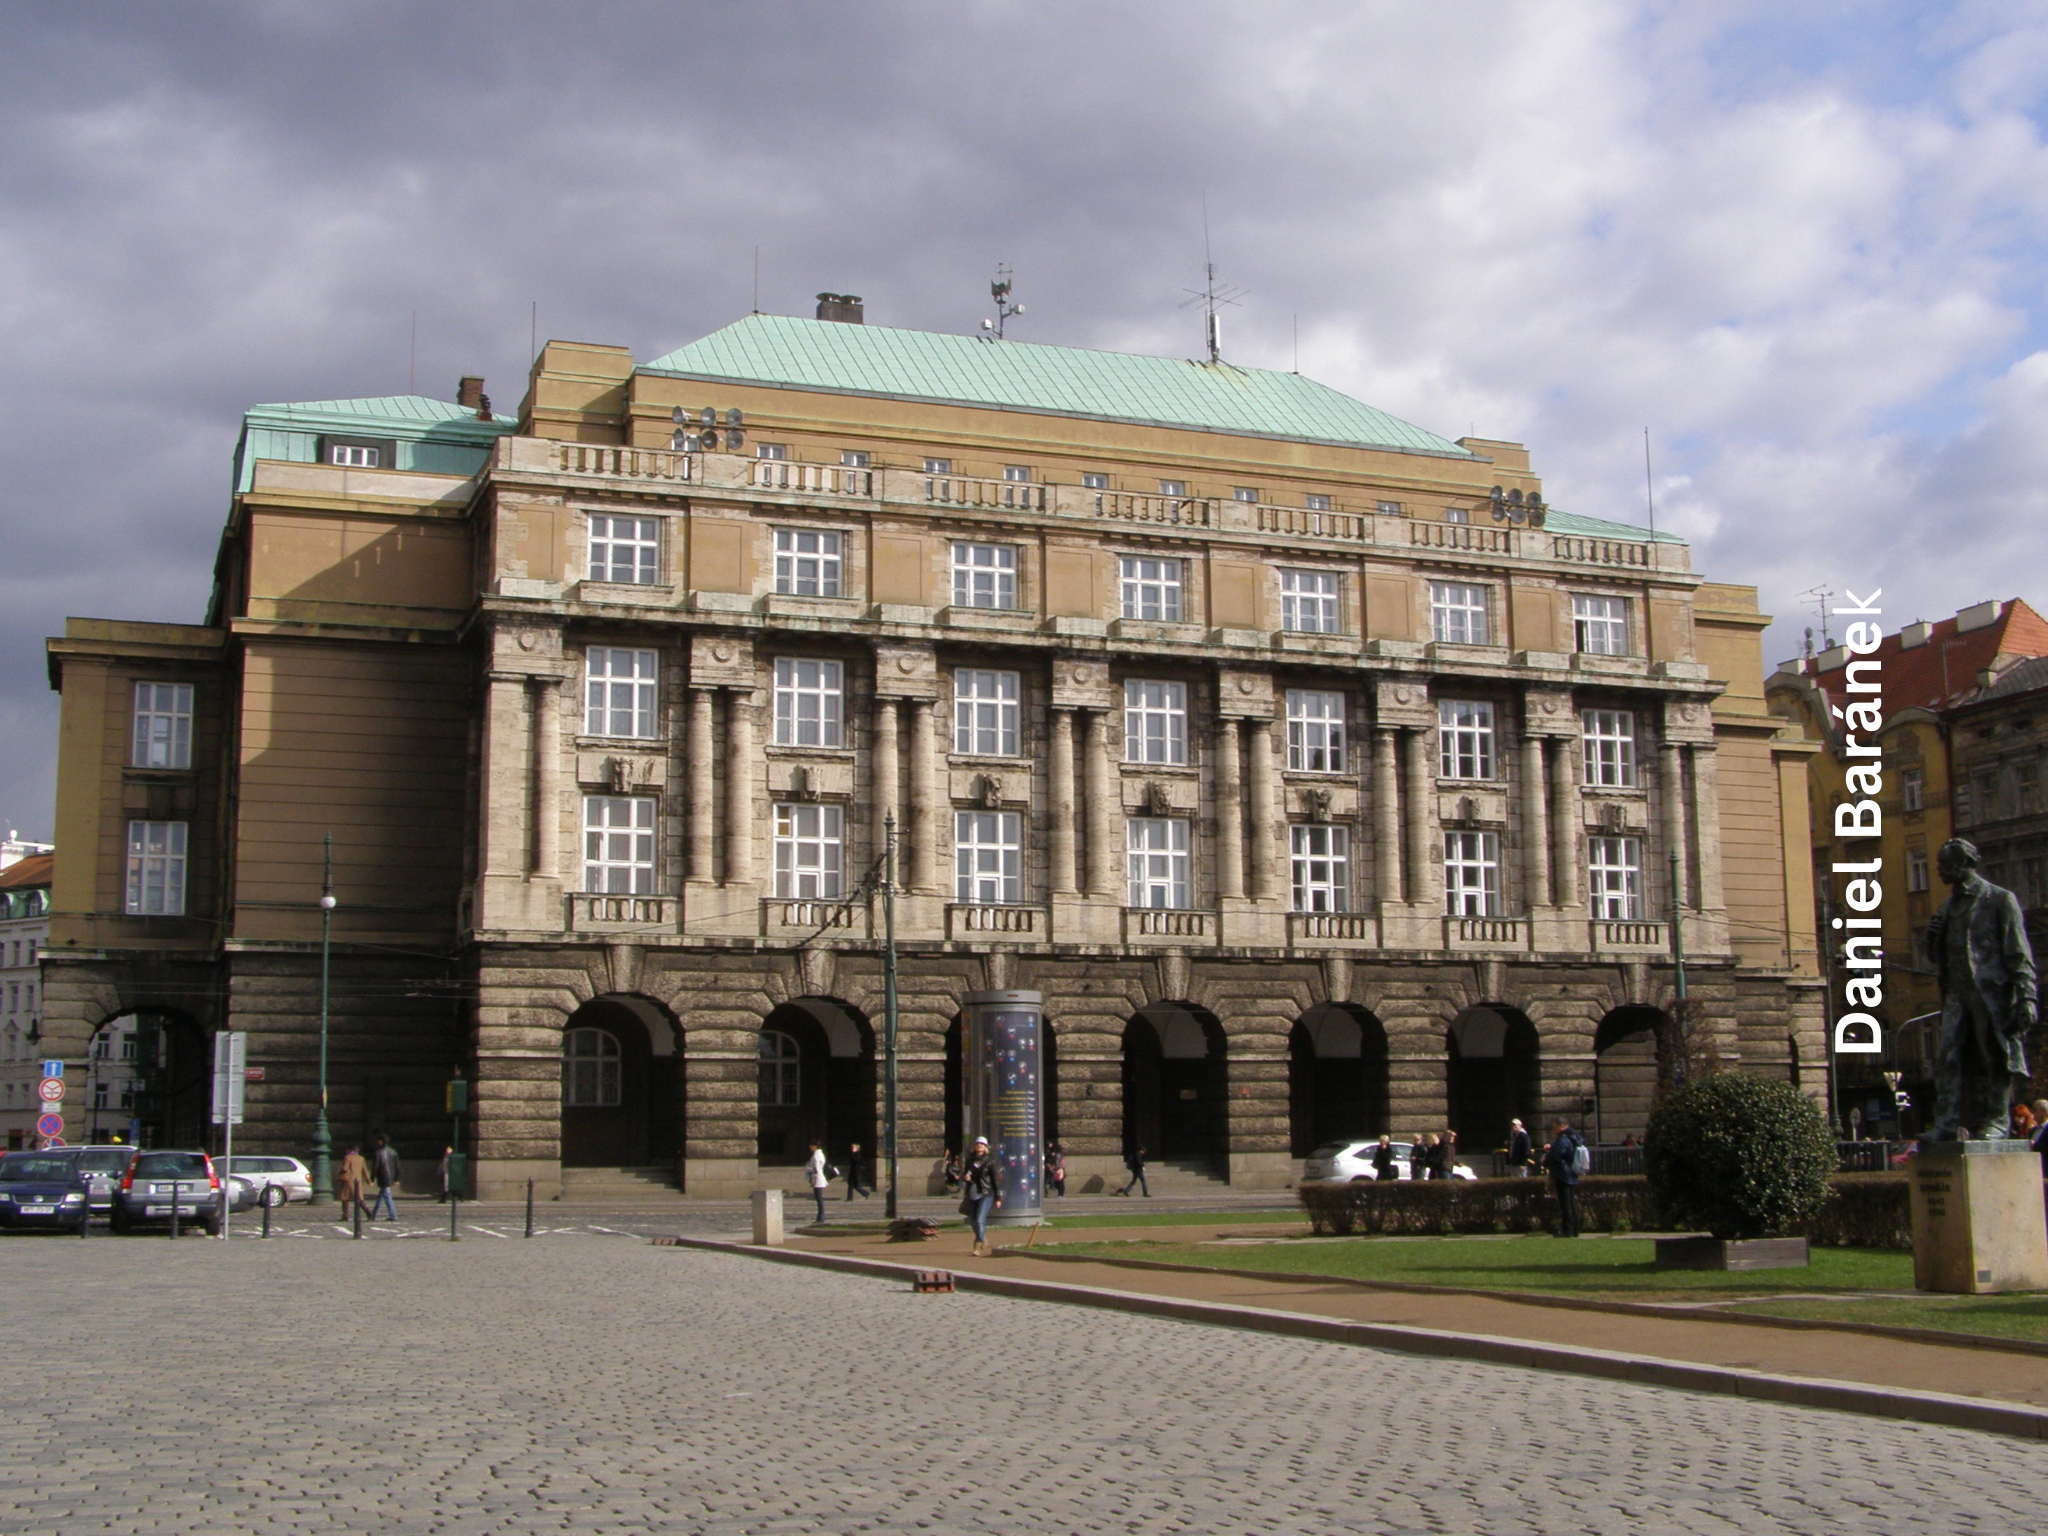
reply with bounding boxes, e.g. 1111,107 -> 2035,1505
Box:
1302,1139 -> 1478,1182
221,1155 -> 314,1207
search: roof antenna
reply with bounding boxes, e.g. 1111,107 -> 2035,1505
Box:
980,264 -> 1024,340
1179,196 -> 1244,364
1802,585 -> 1837,650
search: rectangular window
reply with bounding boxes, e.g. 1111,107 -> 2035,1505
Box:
1438,700 -> 1495,781
328,443 -> 380,468
1587,835 -> 1644,919
1572,594 -> 1629,655
1081,472 -> 1110,490
1003,465 -> 1031,482
1305,494 -> 1332,511
840,450 -> 870,468
1443,830 -> 1500,917
1286,690 -> 1347,773
1119,556 -> 1183,621
1233,487 -> 1260,503
1124,679 -> 1188,765
1429,581 -> 1490,645
774,527 -> 843,597
773,803 -> 844,899
1443,507 -> 1468,525
1280,569 -> 1341,634
1291,824 -> 1350,912
1375,500 -> 1402,515
582,797 -> 655,894
1581,709 -> 1637,787
1907,847 -> 1929,893
1158,479 -> 1186,497
954,669 -> 1020,756
923,457 -> 952,475
132,683 -> 194,769
587,514 -> 660,585
951,542 -> 1018,610
955,811 -> 1023,904
2019,758 -> 2041,814
124,822 -> 187,916
773,658 -> 844,747
756,443 -> 788,460
1126,818 -> 1191,908
1901,768 -> 1925,812
584,648 -> 658,738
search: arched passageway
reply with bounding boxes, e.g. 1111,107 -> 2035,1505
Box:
1122,1003 -> 1227,1170
559,995 -> 680,1168
757,997 -> 874,1166
1593,1006 -> 1667,1145
1445,1005 -> 1539,1153
1288,1004 -> 1390,1156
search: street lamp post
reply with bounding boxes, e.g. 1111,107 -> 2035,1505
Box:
882,812 -> 901,1220
311,832 -> 336,1203
1668,847 -> 1690,1087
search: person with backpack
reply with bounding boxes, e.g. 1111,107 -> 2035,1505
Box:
367,1135 -> 402,1222
1544,1117 -> 1588,1237
1116,1143 -> 1150,1197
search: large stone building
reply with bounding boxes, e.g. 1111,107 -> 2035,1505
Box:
42,300 -> 1823,1196
0,849 -> 52,1149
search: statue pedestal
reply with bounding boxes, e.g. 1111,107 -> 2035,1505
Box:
1910,1141 -> 2048,1294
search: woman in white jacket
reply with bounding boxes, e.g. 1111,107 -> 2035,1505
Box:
804,1140 -> 829,1225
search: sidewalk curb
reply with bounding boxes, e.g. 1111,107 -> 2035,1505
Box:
665,1237 -> 2048,1443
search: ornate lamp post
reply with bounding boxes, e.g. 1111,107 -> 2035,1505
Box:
310,833 -> 336,1202
882,812 -> 901,1220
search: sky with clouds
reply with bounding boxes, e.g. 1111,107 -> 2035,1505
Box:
2,0 -> 2045,840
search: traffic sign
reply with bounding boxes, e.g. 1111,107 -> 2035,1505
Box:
39,1137 -> 65,1150
34,1112 -> 63,1139
36,1078 -> 63,1104
211,1031 -> 246,1126
41,1060 -> 62,1079
244,1067 -> 264,1083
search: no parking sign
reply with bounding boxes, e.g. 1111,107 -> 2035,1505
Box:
35,1112 -> 63,1140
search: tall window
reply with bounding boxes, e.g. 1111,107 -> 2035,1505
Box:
132,683 -> 193,769
1280,569 -> 1341,634
562,1029 -> 622,1108
583,797 -> 656,893
954,669 -> 1020,756
1901,768 -> 1925,812
1438,700 -> 1495,780
125,821 -> 187,916
774,528 -> 843,597
955,811 -> 1023,904
773,803 -> 844,898
1291,825 -> 1350,912
1127,818 -> 1190,908
584,648 -> 657,738
773,659 -> 844,747
951,542 -> 1018,609
1442,507 -> 1468,524
1124,680 -> 1188,765
1581,709 -> 1636,787
1286,690 -> 1346,773
1119,556 -> 1183,621
758,1031 -> 800,1107
1587,835 -> 1643,919
1907,846 -> 1930,893
1429,581 -> 1490,645
1443,831 -> 1500,916
1572,594 -> 1628,655
587,514 -> 660,584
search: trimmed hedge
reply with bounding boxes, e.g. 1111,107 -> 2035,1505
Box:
1643,1074 -> 1838,1240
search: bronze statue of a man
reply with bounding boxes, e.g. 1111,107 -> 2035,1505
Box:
1924,838 -> 2038,1140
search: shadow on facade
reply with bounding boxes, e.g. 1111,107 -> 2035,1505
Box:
1122,1003 -> 1226,1171
757,996 -> 873,1166
1446,1005 -> 1540,1154
1288,1003 -> 1391,1156
558,994 -> 682,1169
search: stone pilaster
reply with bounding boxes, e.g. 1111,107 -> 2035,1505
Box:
533,676 -> 564,881
724,691 -> 754,886
1520,732 -> 1550,908
1660,740 -> 1688,910
1214,717 -> 1244,900
1048,707 -> 1077,893
1402,727 -> 1435,907
1372,725 -> 1402,908
872,695 -> 900,873
1550,729 -> 1581,909
1246,716 -> 1277,901
685,687 -> 716,882
1084,708 -> 1117,897
908,698 -> 939,893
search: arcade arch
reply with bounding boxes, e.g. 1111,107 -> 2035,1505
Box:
1445,1005 -> 1539,1153
558,995 -> 680,1168
756,997 -> 874,1165
1288,1004 -> 1390,1156
1122,1003 -> 1226,1171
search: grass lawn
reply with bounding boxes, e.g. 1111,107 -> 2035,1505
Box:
1029,1209 -> 1305,1232
1722,1293 -> 2048,1343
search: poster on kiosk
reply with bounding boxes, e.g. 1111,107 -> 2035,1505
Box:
963,990 -> 1043,1227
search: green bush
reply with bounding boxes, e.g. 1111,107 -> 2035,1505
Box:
1643,1074 -> 1836,1239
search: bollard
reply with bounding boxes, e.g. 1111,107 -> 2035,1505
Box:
751,1189 -> 784,1246
449,1193 -> 459,1242
169,1197 -> 179,1241
78,1201 -> 88,1239
261,1196 -> 271,1239
525,1178 -> 534,1238
352,1199 -> 362,1239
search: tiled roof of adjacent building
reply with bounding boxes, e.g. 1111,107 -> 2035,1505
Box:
1956,652 -> 2048,708
1801,599 -> 2048,717
0,853 -> 52,891
641,314 -> 1481,459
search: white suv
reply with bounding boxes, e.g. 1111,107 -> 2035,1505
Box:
1302,1139 -> 1477,1182
221,1155 -> 313,1207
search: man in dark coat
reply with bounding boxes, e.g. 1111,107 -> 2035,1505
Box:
1543,1118 -> 1585,1237
1507,1118 -> 1535,1177
1925,838 -> 2038,1141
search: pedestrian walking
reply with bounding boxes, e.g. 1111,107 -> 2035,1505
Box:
1544,1117 -> 1587,1237
942,1149 -> 962,1193
1371,1134 -> 1398,1181
1507,1118 -> 1534,1178
961,1134 -> 1001,1256
1117,1143 -> 1150,1197
844,1142 -> 871,1200
804,1139 -> 829,1224
1045,1142 -> 1066,1197
1439,1129 -> 1459,1177
438,1145 -> 454,1202
1416,1131 -> 1439,1179
368,1135 -> 402,1221
337,1144 -> 372,1221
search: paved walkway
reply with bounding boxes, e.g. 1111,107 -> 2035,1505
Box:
2,1233 -> 2039,1534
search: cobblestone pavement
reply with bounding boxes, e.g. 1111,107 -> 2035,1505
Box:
1,1231 -> 2036,1535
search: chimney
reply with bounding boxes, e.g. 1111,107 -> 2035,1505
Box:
457,376 -> 485,409
815,293 -> 865,324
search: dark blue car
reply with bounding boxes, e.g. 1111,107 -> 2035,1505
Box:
0,1151 -> 91,1232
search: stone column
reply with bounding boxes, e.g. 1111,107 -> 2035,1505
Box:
1373,726 -> 1402,907
482,674 -> 530,878
532,677 -> 563,880
724,690 -> 753,886
1520,732 -> 1550,908
1550,730 -> 1581,909
1402,727 -> 1434,906
1049,707 -> 1077,894
1214,716 -> 1244,900
909,698 -> 939,893
1247,716 -> 1277,900
1691,745 -> 1725,914
1660,741 -> 1688,910
686,687 -> 716,882
873,695 -> 900,874
1083,709 -> 1118,897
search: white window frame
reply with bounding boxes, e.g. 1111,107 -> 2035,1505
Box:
773,658 -> 844,748
950,542 -> 1018,610
1443,506 -> 1468,524
1081,472 -> 1110,491
1902,768 -> 1925,813
132,682 -> 193,769
1286,690 -> 1347,774
758,1030 -> 800,1107
773,527 -> 843,597
124,821 -> 187,916
955,811 -> 1023,904
1438,700 -> 1495,781
1587,835 -> 1644,919
1158,479 -> 1187,497
1291,824 -> 1350,913
773,802 -> 844,899
583,796 -> 656,894
1119,556 -> 1183,622
1376,500 -> 1402,515
583,647 -> 658,739
587,514 -> 660,585
923,457 -> 952,475
1233,487 -> 1260,503
1003,465 -> 1032,483
953,669 -> 1020,757
1429,581 -> 1491,646
1443,830 -> 1500,917
1126,817 -> 1191,909
562,1028 -> 622,1108
756,443 -> 788,461
328,444 -> 380,468
1581,709 -> 1637,788
1572,594 -> 1629,656
1305,494 -> 1332,511
1279,569 -> 1341,634
1124,679 -> 1188,765
840,450 -> 870,469
1907,847 -> 1929,893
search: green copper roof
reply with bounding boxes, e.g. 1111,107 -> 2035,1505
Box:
244,395 -> 519,438
642,315 -> 1479,459
1543,508 -> 1686,545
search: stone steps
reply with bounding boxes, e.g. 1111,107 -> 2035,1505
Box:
557,1166 -> 684,1201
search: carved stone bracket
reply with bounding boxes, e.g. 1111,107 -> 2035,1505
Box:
1662,696 -> 1718,745
1523,687 -> 1578,737
1216,667 -> 1275,719
872,643 -> 940,701
1050,655 -> 1117,711
689,633 -> 756,690
1372,675 -> 1436,730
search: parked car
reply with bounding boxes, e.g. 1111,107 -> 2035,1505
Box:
0,1151 -> 91,1232
110,1151 -> 226,1236
221,1155 -> 312,1207
1302,1139 -> 1478,1182
56,1146 -> 141,1215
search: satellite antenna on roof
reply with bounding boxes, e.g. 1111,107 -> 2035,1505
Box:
1802,585 -> 1836,650
980,265 -> 1024,340
1180,197 -> 1244,363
